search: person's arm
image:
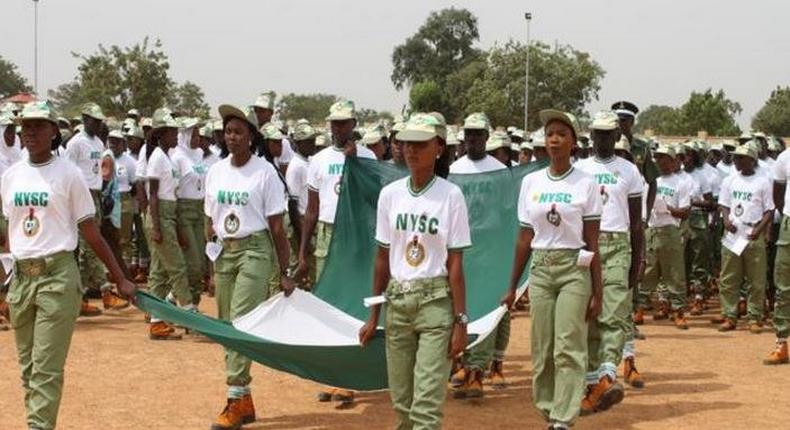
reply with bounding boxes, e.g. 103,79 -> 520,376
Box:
148,179 -> 162,243
693,191 -> 715,210
359,246 -> 391,346
645,179 -> 656,224
79,218 -> 137,299
720,206 -> 736,233
267,214 -> 295,296
750,210 -> 774,240
295,189 -> 319,277
775,182 -> 786,217
583,219 -> 603,321
627,196 -> 643,290
501,227 -> 533,309
446,250 -> 467,358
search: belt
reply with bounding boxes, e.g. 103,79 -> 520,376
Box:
600,231 -> 628,239
387,276 -> 447,296
221,231 -> 269,251
15,251 -> 74,277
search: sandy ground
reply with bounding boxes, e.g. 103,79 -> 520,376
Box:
1,295 -> 789,430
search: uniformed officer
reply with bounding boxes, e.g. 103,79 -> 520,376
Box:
765,140 -> 790,365
359,112 -> 470,430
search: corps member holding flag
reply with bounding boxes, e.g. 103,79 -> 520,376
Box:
503,109 -> 603,430
359,112 -> 470,430
2,101 -> 136,430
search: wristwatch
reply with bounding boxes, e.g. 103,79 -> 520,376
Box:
454,312 -> 469,326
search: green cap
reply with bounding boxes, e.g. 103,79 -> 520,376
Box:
485,130 -> 511,151
531,129 -> 546,148
326,100 -> 356,121
396,112 -> 447,142
18,101 -> 59,126
590,110 -> 619,131
520,141 -> 534,151
463,112 -> 490,130
81,102 -> 106,121
675,144 -> 686,156
127,108 -> 141,118
260,123 -> 284,140
252,91 -> 276,110
539,109 -> 579,138
178,116 -> 200,130
124,125 -> 145,140
653,144 -> 676,159
614,135 -> 631,153
108,129 -> 126,140
211,118 -> 224,132
315,133 -> 330,147
60,128 -> 73,141
361,126 -> 385,145
292,123 -> 317,141
198,124 -> 213,138
731,144 -> 757,160
152,108 -> 179,130
511,129 -> 526,140
140,117 -> 152,128
0,115 -> 14,126
218,105 -> 259,131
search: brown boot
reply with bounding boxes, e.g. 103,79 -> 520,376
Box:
710,315 -> 726,324
689,298 -> 704,316
633,308 -> 645,325
763,341 -> 789,365
489,360 -> 507,390
586,376 -> 624,413
331,388 -> 355,405
717,319 -> 736,332
102,290 -> 130,310
748,321 -> 763,334
450,367 -> 466,389
454,369 -> 484,399
580,386 -> 595,416
80,300 -> 103,317
149,321 -> 182,340
210,395 -> 256,430
673,310 -> 689,330
623,357 -> 645,389
653,301 -> 669,321
737,298 -> 747,317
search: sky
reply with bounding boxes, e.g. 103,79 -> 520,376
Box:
2,0 -> 789,129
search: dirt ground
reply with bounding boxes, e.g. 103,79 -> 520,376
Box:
1,295 -> 789,430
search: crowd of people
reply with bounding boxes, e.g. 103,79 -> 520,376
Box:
0,94 -> 787,430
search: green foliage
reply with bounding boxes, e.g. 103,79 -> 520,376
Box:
752,86 -> 790,136
357,108 -> 394,125
409,80 -> 449,114
462,41 -> 605,129
391,7 -> 482,91
48,37 -> 208,119
635,105 -> 681,134
674,89 -> 741,136
167,81 -> 209,117
276,93 -> 339,124
0,56 -> 31,99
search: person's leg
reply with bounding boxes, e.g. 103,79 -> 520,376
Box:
528,251 -> 558,422
743,238 -> 767,327
178,200 -> 205,305
718,246 -> 742,324
410,293 -> 453,430
120,193 -> 135,268
385,283 -> 418,430
663,227 -> 688,317
638,228 -> 659,311
594,235 -> 630,381
766,216 -> 790,364
313,222 -> 333,282
151,203 -> 191,307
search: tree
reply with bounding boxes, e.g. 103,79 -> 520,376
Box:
752,86 -> 790,136
635,105 -> 680,135
357,108 -> 393,125
0,56 -> 32,99
391,8 -> 482,91
460,40 -> 605,129
409,80 -> 450,114
276,93 -> 339,124
167,81 -> 209,117
673,89 -> 741,136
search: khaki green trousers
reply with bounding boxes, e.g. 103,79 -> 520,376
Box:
463,313 -> 510,370
641,226 -> 687,310
529,249 -> 591,426
146,200 -> 191,306
177,198 -> 206,305
78,190 -> 106,292
587,232 -> 631,382
314,221 -> 334,281
119,192 -> 134,266
385,277 -> 453,430
215,232 -> 274,387
7,251 -> 81,430
773,216 -> 790,339
685,211 -> 711,296
719,236 -> 766,322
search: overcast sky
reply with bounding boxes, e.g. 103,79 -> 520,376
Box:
2,0 -> 789,128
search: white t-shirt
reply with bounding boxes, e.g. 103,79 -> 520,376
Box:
203,151 -> 220,170
115,152 -> 137,193
204,156 -> 286,239
146,147 -> 180,201
702,163 -> 721,197
375,176 -> 471,282
285,153 -> 310,215
1,157 -> 95,259
773,149 -> 790,217
517,167 -> 602,250
719,172 -> 774,226
306,145 -> 376,223
649,173 -> 692,228
576,156 -> 643,233
688,167 -> 712,203
172,146 -> 208,200
449,155 -> 506,174
274,137 -> 295,167
63,130 -> 104,191
717,161 -> 734,180
136,144 -> 149,180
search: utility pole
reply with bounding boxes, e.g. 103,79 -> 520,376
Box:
524,12 -> 532,132
33,0 -> 40,94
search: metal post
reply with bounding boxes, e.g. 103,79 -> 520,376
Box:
524,12 -> 532,132
33,0 -> 40,94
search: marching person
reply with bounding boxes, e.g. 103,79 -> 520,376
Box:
575,111 -> 643,414
449,113 -> 505,173
502,109 -> 603,430
146,108 -> 192,339
359,112 -> 469,430
682,141 -> 715,315
716,145 -> 773,332
638,145 -> 692,329
204,105 -> 295,430
285,122 -> 318,287
109,129 -> 138,273
2,101 -> 136,430
765,139 -> 790,364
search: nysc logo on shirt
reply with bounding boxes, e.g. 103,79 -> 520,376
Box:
532,192 -> 572,204
14,192 -> 49,207
395,213 -> 439,235
328,163 -> 345,175
732,190 -> 752,202
594,172 -> 619,185
217,190 -> 250,206
657,186 -> 675,198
